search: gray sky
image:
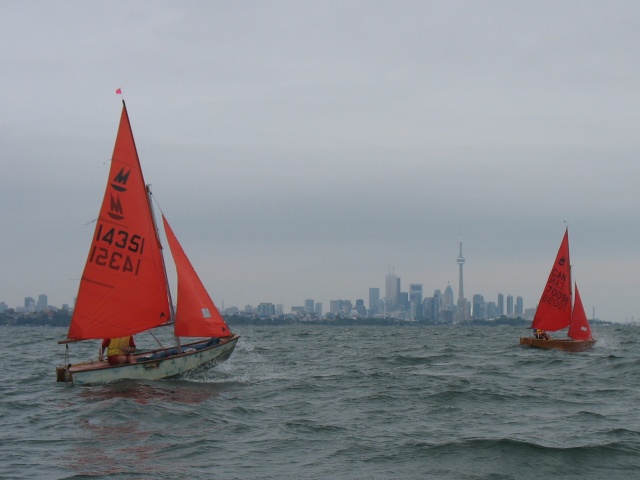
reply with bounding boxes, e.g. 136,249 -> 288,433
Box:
2,1 -> 640,322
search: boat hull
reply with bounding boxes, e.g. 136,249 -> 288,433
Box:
56,335 -> 239,385
519,337 -> 596,352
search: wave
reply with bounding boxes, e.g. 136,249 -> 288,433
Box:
5,325 -> 640,480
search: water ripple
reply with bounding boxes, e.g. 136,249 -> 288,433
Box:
1,325 -> 639,479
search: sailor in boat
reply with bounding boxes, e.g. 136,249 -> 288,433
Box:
100,336 -> 137,365
533,329 -> 550,340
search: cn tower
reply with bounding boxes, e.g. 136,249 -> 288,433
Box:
455,233 -> 467,322
457,233 -> 465,302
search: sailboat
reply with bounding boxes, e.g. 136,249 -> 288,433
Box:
56,101 -> 239,384
519,229 -> 596,352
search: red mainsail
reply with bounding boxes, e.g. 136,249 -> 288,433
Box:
530,229 -> 572,332
162,215 -> 231,338
67,103 -> 170,340
568,284 -> 593,340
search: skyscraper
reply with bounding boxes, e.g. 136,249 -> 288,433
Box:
409,284 -> 423,305
472,294 -> 485,320
443,283 -> 455,322
369,287 -> 380,315
409,284 -> 423,320
516,296 -> 523,316
305,299 -> 314,313
432,289 -> 442,322
385,268 -> 399,311
257,303 -> 275,317
443,283 -> 454,309
24,297 -> 35,313
37,294 -> 48,312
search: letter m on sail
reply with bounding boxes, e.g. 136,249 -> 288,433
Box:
108,193 -> 125,220
111,168 -> 131,192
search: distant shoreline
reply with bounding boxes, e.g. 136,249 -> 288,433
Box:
0,311 -> 614,328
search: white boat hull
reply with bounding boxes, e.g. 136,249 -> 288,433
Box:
56,335 -> 239,385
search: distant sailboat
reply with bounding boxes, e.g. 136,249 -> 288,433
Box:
519,228 -> 596,352
56,101 -> 239,384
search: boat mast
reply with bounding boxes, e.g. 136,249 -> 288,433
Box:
121,99 -> 176,330
146,185 -> 180,348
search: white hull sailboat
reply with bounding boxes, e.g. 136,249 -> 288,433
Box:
57,100 -> 239,384
57,337 -> 239,385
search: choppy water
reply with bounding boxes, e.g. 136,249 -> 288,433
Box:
1,324 -> 639,479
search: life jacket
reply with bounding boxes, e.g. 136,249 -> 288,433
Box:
107,337 -> 131,357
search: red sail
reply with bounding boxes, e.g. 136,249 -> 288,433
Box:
162,215 -> 231,338
67,104 -> 170,340
568,284 -> 593,340
531,229 -> 572,332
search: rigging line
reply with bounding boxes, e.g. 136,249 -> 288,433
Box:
148,187 -> 165,217
147,328 -> 167,350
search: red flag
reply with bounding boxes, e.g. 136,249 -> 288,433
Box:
115,88 -> 122,95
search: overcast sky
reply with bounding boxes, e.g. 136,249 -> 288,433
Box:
2,1 -> 640,322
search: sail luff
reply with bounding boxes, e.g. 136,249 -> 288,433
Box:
530,228 -> 572,332
66,103 -> 171,340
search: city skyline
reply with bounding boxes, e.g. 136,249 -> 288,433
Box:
0,229 -> 616,321
2,227 -> 533,317
2,288 -> 528,321
2,259 -> 531,321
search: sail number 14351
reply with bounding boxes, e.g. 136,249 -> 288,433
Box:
88,224 -> 146,275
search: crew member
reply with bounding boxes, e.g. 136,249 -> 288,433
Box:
101,336 -> 136,365
533,329 -> 550,340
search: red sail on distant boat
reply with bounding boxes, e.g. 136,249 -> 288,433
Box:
520,228 -> 596,352
568,284 -> 593,341
57,101 -> 239,384
529,229 -> 572,332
